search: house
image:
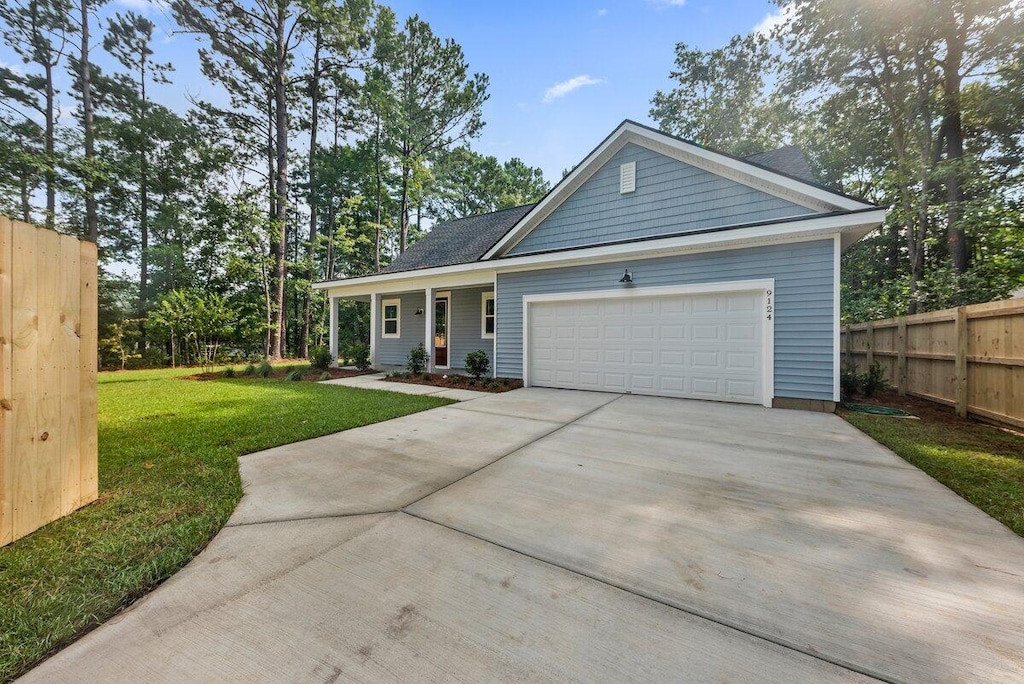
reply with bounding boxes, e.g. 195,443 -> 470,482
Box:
313,121 -> 885,411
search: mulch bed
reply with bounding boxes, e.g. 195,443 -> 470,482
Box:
843,388 -> 986,428
383,373 -> 523,393
186,367 -> 372,382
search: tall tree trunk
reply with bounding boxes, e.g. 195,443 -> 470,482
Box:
374,116 -> 382,271
44,60 -> 56,229
80,0 -> 98,242
399,156 -> 410,253
301,28 -> 322,359
139,54 -> 150,312
268,1 -> 289,359
941,42 -> 967,274
19,176 -> 30,223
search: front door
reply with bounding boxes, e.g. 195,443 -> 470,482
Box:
434,296 -> 449,367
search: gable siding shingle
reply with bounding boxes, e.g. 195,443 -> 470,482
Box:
506,144 -> 815,256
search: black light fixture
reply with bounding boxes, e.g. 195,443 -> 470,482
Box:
414,308 -> 424,316
619,268 -> 633,284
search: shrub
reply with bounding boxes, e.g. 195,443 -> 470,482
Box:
317,371 -> 331,382
465,350 -> 490,379
223,367 -> 237,378
257,359 -> 273,378
345,343 -> 372,371
407,343 -> 429,375
840,362 -> 860,399
861,361 -> 887,398
310,345 -> 333,370
242,363 -> 257,376
284,368 -> 305,381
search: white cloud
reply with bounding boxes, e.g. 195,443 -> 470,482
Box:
115,0 -> 169,12
753,4 -> 795,37
542,75 -> 603,104
596,8 -> 608,16
650,0 -> 686,7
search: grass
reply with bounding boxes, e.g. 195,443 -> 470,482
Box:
0,366 -> 450,682
842,409 -> 1024,537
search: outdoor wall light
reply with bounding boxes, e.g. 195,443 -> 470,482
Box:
414,308 -> 424,316
619,269 -> 633,284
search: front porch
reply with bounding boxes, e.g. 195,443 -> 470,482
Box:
327,280 -> 496,375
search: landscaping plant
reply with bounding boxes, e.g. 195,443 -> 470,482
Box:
310,346 -> 333,370
345,342 -> 372,371
465,350 -> 490,379
407,343 -> 429,375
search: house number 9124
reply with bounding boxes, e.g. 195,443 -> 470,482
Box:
766,289 -> 773,321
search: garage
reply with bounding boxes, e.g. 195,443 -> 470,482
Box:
525,283 -> 772,406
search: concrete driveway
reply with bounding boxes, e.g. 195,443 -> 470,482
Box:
22,389 -> 1024,683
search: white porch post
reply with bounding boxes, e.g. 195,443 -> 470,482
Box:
424,287 -> 434,373
328,295 -> 339,367
369,292 -> 378,369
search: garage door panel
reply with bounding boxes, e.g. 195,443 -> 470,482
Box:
528,289 -> 765,405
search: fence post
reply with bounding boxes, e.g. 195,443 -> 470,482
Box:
843,325 -> 851,366
955,306 -> 968,418
897,317 -> 907,396
866,321 -> 875,369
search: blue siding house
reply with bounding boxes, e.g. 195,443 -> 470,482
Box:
314,121 -> 885,411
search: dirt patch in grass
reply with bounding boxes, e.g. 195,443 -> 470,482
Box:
384,372 -> 523,393
185,367 -> 371,382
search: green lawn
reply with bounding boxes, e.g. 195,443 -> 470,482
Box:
842,411 -> 1024,537
0,366 -> 450,682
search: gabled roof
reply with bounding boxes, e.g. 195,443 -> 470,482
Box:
482,120 -> 875,259
381,204 -> 534,275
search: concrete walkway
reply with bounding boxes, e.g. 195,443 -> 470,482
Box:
322,372 -> 491,401
22,389 -> 1024,683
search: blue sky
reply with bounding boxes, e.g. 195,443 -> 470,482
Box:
2,0 -> 782,183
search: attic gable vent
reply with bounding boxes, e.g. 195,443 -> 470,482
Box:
619,161 -> 636,194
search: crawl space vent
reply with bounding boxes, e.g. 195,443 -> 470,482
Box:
619,161 -> 636,194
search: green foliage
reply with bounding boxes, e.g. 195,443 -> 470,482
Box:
242,363 -> 256,377
406,342 -> 429,375
861,362 -> 887,398
464,350 -> 490,379
426,146 -> 549,221
223,366 -> 236,378
317,371 -> 331,381
256,359 -> 273,378
0,366 -> 450,680
284,368 -> 305,381
310,345 -> 333,370
99,319 -> 144,371
840,362 -> 861,400
344,342 -> 372,370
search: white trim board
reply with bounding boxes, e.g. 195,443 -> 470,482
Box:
483,121 -> 873,259
315,210 -> 885,298
521,279 -> 776,408
833,234 -> 841,403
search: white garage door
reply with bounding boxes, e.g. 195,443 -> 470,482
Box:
527,288 -> 768,405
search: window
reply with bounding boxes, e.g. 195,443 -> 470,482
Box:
481,292 -> 495,339
381,298 -> 400,338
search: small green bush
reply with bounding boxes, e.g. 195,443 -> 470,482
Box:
257,359 -> 273,378
317,371 -> 331,381
861,361 -> 887,398
407,343 -> 429,375
242,363 -> 257,376
465,350 -> 490,379
840,361 -> 860,399
284,368 -> 305,381
223,367 -> 236,378
345,343 -> 372,370
310,345 -> 333,370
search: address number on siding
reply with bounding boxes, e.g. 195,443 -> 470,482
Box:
766,289 -> 773,321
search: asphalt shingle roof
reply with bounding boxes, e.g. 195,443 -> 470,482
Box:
381,204 -> 534,274
380,145 -> 819,275
743,145 -> 817,184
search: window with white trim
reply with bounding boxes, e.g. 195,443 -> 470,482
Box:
481,292 -> 495,339
381,298 -> 400,338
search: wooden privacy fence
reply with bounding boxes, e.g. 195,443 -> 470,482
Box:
842,299 -> 1024,429
1,216 -> 98,546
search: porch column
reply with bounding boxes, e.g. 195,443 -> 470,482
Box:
369,292 -> 378,369
424,287 -> 434,373
328,295 -> 339,367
